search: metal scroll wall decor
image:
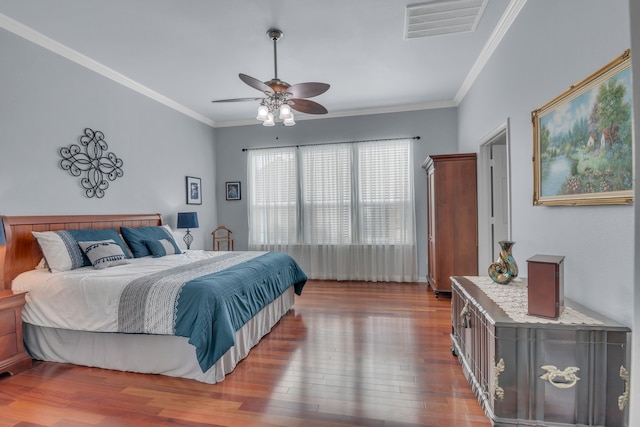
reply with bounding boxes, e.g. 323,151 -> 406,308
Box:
59,128 -> 124,198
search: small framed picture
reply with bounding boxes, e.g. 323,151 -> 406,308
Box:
226,181 -> 241,200
186,176 -> 202,205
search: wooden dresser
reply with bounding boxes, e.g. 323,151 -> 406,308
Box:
450,276 -> 630,427
0,290 -> 32,377
422,153 -> 478,297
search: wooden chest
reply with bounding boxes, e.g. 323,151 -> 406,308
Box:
450,276 -> 630,427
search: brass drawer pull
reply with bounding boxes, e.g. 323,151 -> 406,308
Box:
618,365 -> 629,411
460,299 -> 471,328
493,358 -> 505,400
539,365 -> 580,389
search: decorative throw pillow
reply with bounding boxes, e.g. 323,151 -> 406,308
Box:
32,229 -> 131,272
32,230 -> 84,272
71,228 -> 131,264
78,239 -> 129,269
145,239 -> 181,258
120,226 -> 182,258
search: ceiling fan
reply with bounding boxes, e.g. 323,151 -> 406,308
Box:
212,28 -> 330,126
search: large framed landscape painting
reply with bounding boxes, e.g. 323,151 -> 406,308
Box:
532,50 -> 633,206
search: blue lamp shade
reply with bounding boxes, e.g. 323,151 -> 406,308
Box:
177,212 -> 199,230
0,217 -> 5,245
176,212 -> 198,250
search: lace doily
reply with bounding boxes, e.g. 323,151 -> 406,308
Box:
463,276 -> 603,325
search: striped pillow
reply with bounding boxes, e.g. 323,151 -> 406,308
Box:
78,239 -> 130,269
120,226 -> 182,258
32,230 -> 84,272
145,239 -> 180,258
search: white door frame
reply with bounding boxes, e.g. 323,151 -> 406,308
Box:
477,119 -> 512,271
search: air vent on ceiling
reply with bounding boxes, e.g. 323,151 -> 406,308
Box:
405,0 -> 487,39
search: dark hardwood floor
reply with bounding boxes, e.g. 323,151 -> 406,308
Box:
0,280 -> 491,427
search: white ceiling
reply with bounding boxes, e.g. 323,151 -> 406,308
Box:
0,0 -> 522,128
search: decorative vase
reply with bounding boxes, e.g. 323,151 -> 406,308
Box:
488,240 -> 518,284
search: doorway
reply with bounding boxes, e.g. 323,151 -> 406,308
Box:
477,120 -> 512,271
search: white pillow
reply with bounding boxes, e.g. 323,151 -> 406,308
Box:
119,233 -> 134,258
163,224 -> 187,250
35,258 -> 47,270
32,230 -> 84,272
78,239 -> 130,270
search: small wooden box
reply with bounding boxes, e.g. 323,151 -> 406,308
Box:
527,255 -> 565,319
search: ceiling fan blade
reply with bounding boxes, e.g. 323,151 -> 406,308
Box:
286,82 -> 330,99
289,99 -> 328,115
212,97 -> 264,103
239,73 -> 274,95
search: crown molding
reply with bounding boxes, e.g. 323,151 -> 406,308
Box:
214,99 -> 458,128
1,0 -> 525,130
454,0 -> 527,104
0,13 -> 217,128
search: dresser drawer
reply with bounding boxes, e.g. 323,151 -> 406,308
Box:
0,310 -> 16,337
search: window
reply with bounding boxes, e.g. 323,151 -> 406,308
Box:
248,148 -> 297,245
248,139 -> 417,281
248,139 -> 414,246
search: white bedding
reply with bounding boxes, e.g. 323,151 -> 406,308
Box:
12,250 -> 265,332
23,288 -> 295,383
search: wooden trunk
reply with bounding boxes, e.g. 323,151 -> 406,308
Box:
450,276 -> 630,427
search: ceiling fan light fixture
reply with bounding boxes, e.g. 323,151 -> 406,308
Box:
283,116 -> 296,126
279,104 -> 293,120
256,104 -> 269,121
262,112 -> 275,126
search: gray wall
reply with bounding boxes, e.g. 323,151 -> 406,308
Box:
214,108 -> 459,280
461,2 -> 639,420
457,0 -> 632,325
629,0 -> 640,422
0,29 -> 217,249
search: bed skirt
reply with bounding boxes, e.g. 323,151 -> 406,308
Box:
23,287 -> 295,383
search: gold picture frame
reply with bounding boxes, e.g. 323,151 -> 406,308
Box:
532,50 -> 633,206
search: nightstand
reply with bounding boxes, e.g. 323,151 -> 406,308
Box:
0,290 -> 32,376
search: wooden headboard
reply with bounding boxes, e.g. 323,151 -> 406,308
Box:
0,213 -> 163,290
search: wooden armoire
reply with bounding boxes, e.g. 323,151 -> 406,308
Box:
422,153 -> 478,297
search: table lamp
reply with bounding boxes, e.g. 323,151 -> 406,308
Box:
176,212 -> 199,250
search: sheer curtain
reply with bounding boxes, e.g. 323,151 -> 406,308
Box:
248,139 -> 417,282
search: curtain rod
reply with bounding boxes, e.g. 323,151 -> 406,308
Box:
241,136 -> 420,152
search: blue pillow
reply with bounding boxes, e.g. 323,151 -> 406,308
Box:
121,226 -> 182,258
145,239 -> 181,258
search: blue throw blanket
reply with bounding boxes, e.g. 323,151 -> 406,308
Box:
117,252 -> 307,372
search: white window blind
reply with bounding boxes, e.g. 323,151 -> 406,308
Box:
247,147 -> 297,245
301,144 -> 352,244
248,139 -> 417,282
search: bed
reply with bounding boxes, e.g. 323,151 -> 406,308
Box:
0,213 -> 307,383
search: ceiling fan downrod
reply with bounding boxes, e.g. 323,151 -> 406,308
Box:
267,28 -> 283,81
